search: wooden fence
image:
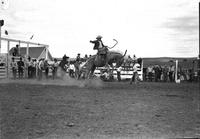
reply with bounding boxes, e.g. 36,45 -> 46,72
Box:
0,37 -> 48,79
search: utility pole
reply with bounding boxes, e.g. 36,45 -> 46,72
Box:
198,2 -> 200,59
198,2 -> 200,112
0,20 -> 4,53
198,2 -> 200,81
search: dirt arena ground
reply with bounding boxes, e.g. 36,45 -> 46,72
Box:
0,78 -> 200,139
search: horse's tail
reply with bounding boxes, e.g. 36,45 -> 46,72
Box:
115,50 -> 127,67
121,50 -> 127,58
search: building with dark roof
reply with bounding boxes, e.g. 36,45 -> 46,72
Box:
9,46 -> 53,61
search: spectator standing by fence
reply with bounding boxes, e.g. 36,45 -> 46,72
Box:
83,54 -> 88,62
117,66 -> 122,82
147,65 -> 153,82
12,44 -> 19,56
130,61 -> 140,84
125,55 -> 133,71
38,58 -> 44,80
17,57 -> 24,79
44,60 -> 49,79
52,58 -> 59,79
154,65 -> 162,82
10,57 -> 17,79
32,59 -> 37,78
76,53 -> 81,62
68,62 -> 75,77
27,56 -> 33,78
169,65 -> 175,82
133,55 -> 137,62
74,53 -> 81,78
163,65 -> 168,82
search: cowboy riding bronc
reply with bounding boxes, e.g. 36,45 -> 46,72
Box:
76,37 -> 126,79
90,35 -> 108,62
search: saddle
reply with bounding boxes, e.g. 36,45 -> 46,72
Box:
94,53 -> 108,67
98,47 -> 108,55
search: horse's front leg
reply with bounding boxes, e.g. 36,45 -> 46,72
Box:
86,70 -> 93,79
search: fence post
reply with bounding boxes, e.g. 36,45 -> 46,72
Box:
6,40 -> 10,78
18,41 -> 21,56
45,45 -> 49,60
175,60 -> 179,83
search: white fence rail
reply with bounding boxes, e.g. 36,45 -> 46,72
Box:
0,66 -> 6,79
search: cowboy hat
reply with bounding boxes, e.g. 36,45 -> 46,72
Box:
96,35 -> 102,39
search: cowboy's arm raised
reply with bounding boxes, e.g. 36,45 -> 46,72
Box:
90,40 -> 97,43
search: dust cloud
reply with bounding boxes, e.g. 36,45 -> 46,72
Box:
0,68 -> 103,88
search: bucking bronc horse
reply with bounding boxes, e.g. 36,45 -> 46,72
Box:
78,49 -> 127,79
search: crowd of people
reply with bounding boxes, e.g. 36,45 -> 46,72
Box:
10,56 -> 60,80
99,56 -> 199,84
9,53 -> 91,80
143,64 -> 199,82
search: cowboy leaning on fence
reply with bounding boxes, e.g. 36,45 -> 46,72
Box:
10,57 -> 17,79
17,57 -> 25,79
38,58 -> 45,80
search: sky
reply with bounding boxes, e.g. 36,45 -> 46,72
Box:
0,0 -> 199,58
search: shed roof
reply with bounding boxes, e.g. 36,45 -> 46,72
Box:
9,46 -> 53,60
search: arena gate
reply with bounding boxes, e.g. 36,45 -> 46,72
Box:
0,37 -> 49,79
